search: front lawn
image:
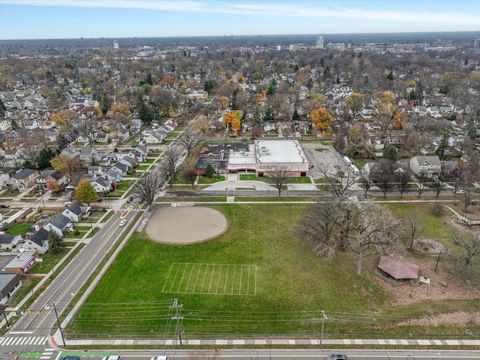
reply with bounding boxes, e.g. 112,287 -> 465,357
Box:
30,247 -> 70,274
137,164 -> 150,171
7,223 -> 33,235
198,176 -> 225,184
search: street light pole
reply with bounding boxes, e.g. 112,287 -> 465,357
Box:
52,303 -> 66,346
320,310 -> 328,346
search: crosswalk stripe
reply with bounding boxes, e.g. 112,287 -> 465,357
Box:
4,337 -> 13,345
0,337 -> 6,345
34,336 -> 43,345
26,337 -> 35,345
10,337 -> 21,345
18,337 -> 28,345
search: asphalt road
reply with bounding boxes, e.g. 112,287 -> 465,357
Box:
3,200 -> 139,344
50,349 -> 480,360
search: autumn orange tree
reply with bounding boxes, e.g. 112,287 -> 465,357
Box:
393,109 -> 407,129
111,102 -> 130,115
311,108 -> 334,132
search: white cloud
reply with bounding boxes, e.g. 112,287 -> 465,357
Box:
1,0 -> 479,27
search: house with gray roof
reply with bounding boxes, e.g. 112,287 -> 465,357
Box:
409,156 -> 442,178
0,234 -> 22,251
44,214 -> 73,237
0,273 -> 21,304
11,169 -> 39,190
22,228 -> 49,254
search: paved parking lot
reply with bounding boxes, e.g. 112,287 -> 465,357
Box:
301,143 -> 347,179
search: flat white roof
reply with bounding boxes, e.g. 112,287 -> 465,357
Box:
255,140 -> 307,164
227,144 -> 256,166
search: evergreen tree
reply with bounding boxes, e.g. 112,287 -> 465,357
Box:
99,91 -> 111,115
48,230 -> 64,255
0,98 -> 6,117
383,145 -> 398,162
292,108 -> 300,121
266,79 -> 277,95
252,107 -> 262,125
138,101 -> 154,125
146,73 -> 153,86
436,132 -> 449,160
263,107 -> 274,122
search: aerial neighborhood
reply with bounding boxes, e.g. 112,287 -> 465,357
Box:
0,27 -> 479,358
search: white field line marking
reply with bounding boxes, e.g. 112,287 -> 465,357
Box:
175,263 -> 190,293
215,264 -> 224,294
254,265 -> 257,295
246,265 -> 251,295
161,264 -> 174,292
167,263 -> 182,293
186,263 -> 197,293
200,264 -> 209,292
192,263 -> 202,293
239,265 -> 243,295
223,264 -> 230,294
230,265 -> 236,295
207,264 -> 216,293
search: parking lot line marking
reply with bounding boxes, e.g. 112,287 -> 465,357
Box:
161,264 -> 174,293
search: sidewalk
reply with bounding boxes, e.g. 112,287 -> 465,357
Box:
54,334 -> 480,348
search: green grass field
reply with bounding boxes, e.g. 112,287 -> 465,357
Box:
7,223 -> 33,235
239,174 -> 311,184
68,204 -> 480,340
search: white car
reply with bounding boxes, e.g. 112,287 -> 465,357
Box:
102,356 -> 121,360
151,357 -> 168,360
119,219 -> 127,227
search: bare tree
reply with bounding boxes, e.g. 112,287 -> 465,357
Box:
323,165 -> 355,198
299,197 -> 343,259
403,212 -> 425,249
371,160 -> 395,197
177,128 -> 202,157
268,166 -> 290,197
133,172 -> 163,208
396,168 -> 411,198
359,172 -> 373,198
157,145 -> 183,187
452,232 -> 480,273
350,202 -> 400,275
417,175 -> 428,198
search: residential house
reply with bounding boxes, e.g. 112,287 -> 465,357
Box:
95,132 -> 110,143
91,177 -> 111,194
99,154 -> 117,167
103,169 -> 122,183
62,200 -> 91,223
0,173 -> 11,190
37,169 -> 68,190
119,156 -> 136,169
44,214 -> 73,237
111,123 -> 130,143
140,129 -> 166,144
0,273 -> 22,304
409,156 -> 442,178
11,169 -> 39,191
22,228 -> 49,254
131,118 -> 142,133
112,162 -> 129,176
80,146 -> 101,164
0,234 -> 22,251
24,119 -> 38,130
87,166 -> 103,176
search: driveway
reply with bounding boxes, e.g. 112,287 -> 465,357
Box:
301,143 -> 347,179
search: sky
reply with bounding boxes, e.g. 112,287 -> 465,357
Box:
0,0 -> 479,40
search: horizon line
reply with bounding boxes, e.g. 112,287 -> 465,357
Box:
1,29 -> 480,42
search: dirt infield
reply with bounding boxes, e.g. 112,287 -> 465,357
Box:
144,206 -> 228,245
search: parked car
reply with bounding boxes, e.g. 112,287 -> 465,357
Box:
101,356 -> 120,360
151,357 -> 168,360
327,355 -> 348,360
61,356 -> 80,360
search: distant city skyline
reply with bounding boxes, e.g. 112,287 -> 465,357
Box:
0,0 -> 479,40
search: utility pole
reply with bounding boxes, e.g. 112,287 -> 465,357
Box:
170,298 -> 183,345
320,310 -> 328,346
52,303 -> 66,346
0,304 -> 10,328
